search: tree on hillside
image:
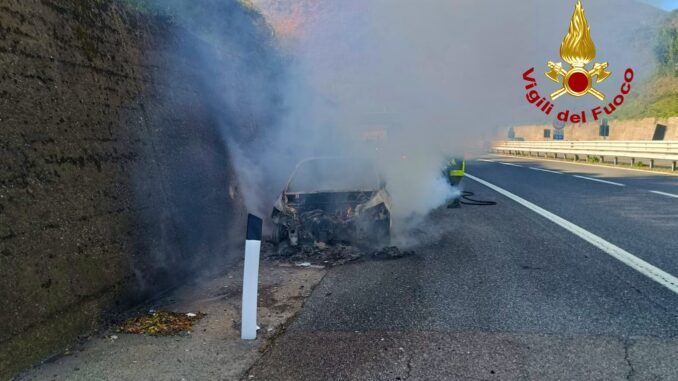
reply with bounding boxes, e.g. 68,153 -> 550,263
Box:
655,11 -> 678,75
615,10 -> 678,119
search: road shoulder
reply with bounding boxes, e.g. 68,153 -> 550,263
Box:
16,262 -> 326,381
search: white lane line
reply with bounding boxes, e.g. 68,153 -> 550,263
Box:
500,162 -> 522,167
492,153 -> 678,177
650,190 -> 678,199
477,159 -> 496,163
573,175 -> 625,187
466,173 -> 678,295
529,167 -> 563,175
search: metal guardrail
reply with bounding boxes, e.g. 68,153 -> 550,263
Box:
493,140 -> 678,171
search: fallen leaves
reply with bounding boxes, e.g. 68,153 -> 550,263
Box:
119,311 -> 206,336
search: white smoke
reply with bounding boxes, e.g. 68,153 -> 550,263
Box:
234,0 -> 662,226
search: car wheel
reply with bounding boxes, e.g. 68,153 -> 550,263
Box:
272,224 -> 287,244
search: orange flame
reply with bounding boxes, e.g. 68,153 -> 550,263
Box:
560,0 -> 596,67
248,0 -> 323,41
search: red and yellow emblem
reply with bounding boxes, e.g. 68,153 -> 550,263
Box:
545,0 -> 611,101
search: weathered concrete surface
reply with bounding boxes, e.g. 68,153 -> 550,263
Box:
16,262 -> 326,381
247,331 -> 678,381
510,117 -> 678,141
0,0 -> 277,378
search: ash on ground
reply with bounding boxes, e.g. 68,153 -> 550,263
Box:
262,242 -> 414,266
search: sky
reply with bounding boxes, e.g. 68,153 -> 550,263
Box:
641,0 -> 678,10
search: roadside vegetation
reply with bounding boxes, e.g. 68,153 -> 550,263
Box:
616,10 -> 678,119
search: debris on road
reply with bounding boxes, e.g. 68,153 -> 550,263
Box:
264,240 -> 415,266
265,241 -> 364,266
371,246 -> 415,260
119,311 -> 206,336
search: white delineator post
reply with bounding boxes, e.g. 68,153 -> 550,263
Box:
241,214 -> 263,340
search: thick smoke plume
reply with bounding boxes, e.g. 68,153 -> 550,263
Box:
242,0 -> 661,223
141,0 -> 662,240
126,0 -> 287,290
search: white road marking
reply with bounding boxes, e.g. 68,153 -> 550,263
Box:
491,153 -> 678,177
499,162 -> 522,167
573,175 -> 625,187
529,167 -> 562,175
466,173 -> 678,295
477,159 -> 496,163
650,190 -> 678,199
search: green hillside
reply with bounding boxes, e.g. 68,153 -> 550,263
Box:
617,10 -> 678,119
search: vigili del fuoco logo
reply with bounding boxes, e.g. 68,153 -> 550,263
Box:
522,0 -> 634,124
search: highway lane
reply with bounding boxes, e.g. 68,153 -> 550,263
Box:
468,157 -> 678,281
248,159 -> 678,380
486,154 -> 678,195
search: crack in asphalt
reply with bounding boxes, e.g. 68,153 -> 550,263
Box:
623,337 -> 636,381
395,345 -> 414,381
613,272 -> 678,320
403,354 -> 413,381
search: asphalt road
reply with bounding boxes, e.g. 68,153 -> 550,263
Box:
247,157 -> 678,381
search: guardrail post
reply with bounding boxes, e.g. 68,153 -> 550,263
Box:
614,157 -> 618,165
241,214 -> 263,340
650,160 -> 655,169
631,158 -> 635,166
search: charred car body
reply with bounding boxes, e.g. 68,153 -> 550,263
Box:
272,157 -> 391,247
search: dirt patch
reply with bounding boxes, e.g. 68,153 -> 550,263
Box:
258,286 -> 279,308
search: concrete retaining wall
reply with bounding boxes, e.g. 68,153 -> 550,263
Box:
510,117 -> 678,141
0,1 -> 271,377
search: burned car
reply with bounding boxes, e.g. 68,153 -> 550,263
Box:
272,157 -> 392,247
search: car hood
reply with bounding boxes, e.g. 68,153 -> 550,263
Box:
274,189 -> 390,217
